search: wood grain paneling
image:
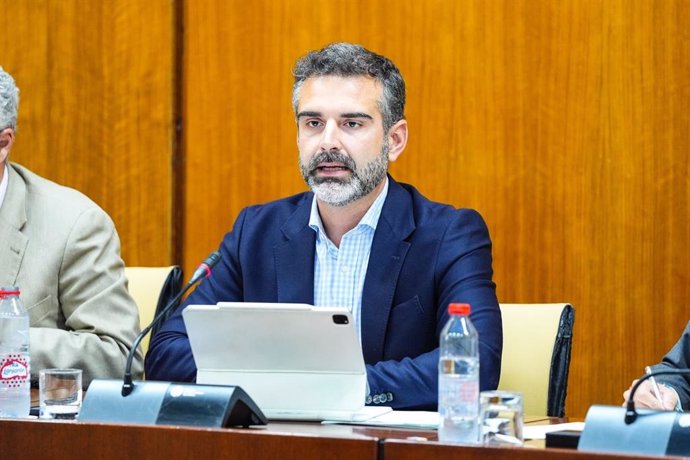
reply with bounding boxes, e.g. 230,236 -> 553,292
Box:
384,438 -> 668,460
2,0 -> 683,421
3,2 -> 687,419
0,419 -> 380,460
184,0 -> 690,418
0,0 -> 175,266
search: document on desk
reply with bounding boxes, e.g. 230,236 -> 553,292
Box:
523,421 -> 585,440
323,409 -> 438,429
324,411 -> 585,435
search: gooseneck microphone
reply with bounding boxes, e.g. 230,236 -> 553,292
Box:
122,251 -> 222,396
624,368 -> 690,424
79,250 -> 266,427
579,367 -> 690,455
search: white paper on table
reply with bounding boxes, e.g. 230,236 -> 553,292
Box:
323,410 -> 439,429
324,411 -> 585,436
523,421 -> 585,440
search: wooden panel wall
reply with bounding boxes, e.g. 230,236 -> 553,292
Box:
6,0 -> 684,420
0,0 -> 175,266
184,0 -> 690,417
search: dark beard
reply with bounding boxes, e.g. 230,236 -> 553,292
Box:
299,145 -> 389,207
303,150 -> 357,185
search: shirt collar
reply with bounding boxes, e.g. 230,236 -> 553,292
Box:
0,163 -> 8,210
309,177 -> 389,237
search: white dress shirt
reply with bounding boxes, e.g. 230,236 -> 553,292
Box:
309,178 -> 389,339
0,163 -> 9,210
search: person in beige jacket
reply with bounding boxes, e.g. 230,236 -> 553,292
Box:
0,66 -> 143,387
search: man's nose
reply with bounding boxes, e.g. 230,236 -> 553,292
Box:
319,120 -> 343,151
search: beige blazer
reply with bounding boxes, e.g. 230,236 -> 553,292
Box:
0,162 -> 143,386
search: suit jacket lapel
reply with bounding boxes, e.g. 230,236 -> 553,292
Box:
361,178 -> 415,363
0,164 -> 29,286
274,194 -> 316,304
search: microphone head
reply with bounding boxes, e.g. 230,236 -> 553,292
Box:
191,251 -> 222,283
204,251 -> 222,270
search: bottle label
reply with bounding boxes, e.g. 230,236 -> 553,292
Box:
0,355 -> 30,387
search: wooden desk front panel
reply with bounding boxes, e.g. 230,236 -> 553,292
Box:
384,439 -> 687,460
6,419 -> 687,460
0,419 -> 379,460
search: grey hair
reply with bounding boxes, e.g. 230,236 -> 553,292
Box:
0,67 -> 19,131
292,42 -> 405,134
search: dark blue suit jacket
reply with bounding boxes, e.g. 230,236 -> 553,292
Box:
652,320 -> 690,409
146,177 -> 502,410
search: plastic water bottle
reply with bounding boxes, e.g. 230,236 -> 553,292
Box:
438,302 -> 480,444
0,286 -> 30,418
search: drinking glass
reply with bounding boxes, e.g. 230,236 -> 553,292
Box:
480,390 -> 524,446
39,368 -> 82,420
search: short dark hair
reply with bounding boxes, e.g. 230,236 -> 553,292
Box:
292,42 -> 405,133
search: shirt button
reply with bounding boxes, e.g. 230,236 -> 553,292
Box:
341,265 -> 349,273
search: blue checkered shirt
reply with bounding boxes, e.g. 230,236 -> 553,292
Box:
309,179 -> 389,340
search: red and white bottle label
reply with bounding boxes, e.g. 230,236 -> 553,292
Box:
0,355 -> 30,387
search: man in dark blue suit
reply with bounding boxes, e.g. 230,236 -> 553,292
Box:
146,42 -> 502,410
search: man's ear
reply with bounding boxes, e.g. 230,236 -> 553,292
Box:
386,119 -> 408,163
0,128 -> 15,164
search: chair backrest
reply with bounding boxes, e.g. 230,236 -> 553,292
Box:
124,266 -> 183,355
498,303 -> 575,417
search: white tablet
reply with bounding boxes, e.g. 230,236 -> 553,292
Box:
182,302 -> 368,421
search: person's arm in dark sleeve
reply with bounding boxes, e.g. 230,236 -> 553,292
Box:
366,209 -> 502,410
145,210 -> 249,381
652,320 -> 690,410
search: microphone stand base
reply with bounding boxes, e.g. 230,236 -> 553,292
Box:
80,379 -> 267,428
579,405 -> 690,456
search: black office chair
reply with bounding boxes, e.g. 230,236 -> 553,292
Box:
151,265 -> 184,336
124,265 -> 184,355
497,303 -> 575,417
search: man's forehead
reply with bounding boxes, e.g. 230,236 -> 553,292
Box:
297,75 -> 382,115
303,74 -> 380,87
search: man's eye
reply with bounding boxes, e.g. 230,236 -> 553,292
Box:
345,121 -> 360,128
306,120 -> 321,128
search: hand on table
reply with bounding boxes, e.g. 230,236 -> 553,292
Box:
623,379 -> 678,410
